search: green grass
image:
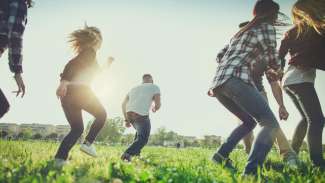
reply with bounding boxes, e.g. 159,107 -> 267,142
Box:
1,140 -> 325,183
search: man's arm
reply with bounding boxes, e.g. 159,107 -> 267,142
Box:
122,95 -> 129,121
152,94 -> 161,113
269,81 -> 289,120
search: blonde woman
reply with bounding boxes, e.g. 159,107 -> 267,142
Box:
280,0 -> 325,168
54,26 -> 114,165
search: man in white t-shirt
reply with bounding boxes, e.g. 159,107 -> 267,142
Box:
121,74 -> 161,161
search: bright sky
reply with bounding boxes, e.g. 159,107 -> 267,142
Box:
0,0 -> 324,140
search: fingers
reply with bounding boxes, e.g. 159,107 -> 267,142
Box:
21,85 -> 25,98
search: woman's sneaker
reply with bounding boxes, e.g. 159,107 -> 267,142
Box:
54,158 -> 67,168
212,153 -> 236,171
284,152 -> 298,169
80,143 -> 98,157
121,153 -> 132,162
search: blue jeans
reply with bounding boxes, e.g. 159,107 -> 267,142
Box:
214,78 -> 279,174
125,116 -> 151,156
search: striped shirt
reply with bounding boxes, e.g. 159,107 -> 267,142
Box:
0,0 -> 28,73
211,22 -> 281,90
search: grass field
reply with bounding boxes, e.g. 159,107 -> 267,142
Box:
1,140 -> 325,183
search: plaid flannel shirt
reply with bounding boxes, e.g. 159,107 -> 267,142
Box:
0,0 -> 28,73
211,22 -> 281,90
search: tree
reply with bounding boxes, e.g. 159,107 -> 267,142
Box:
32,133 -> 43,140
0,131 -> 8,138
121,133 -> 135,145
149,127 -> 180,146
17,128 -> 33,139
87,117 -> 125,144
46,133 -> 58,140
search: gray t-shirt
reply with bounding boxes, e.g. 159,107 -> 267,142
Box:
126,83 -> 161,116
283,65 -> 316,86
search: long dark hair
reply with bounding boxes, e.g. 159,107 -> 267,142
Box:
234,0 -> 289,38
26,0 -> 34,8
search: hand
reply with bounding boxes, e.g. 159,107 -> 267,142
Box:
279,105 -> 289,120
0,48 -> 4,57
266,68 -> 278,81
56,81 -> 68,99
107,56 -> 115,65
12,73 -> 25,98
125,121 -> 131,128
207,89 -> 215,97
152,107 -> 158,113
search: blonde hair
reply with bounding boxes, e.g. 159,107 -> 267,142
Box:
292,0 -> 325,37
68,26 -> 102,53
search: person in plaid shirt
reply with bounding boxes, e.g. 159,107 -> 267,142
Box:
209,0 -> 285,176
0,0 -> 32,118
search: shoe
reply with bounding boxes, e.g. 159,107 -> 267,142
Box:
121,153 -> 132,162
53,158 -> 67,168
284,152 -> 299,169
211,153 -> 236,171
80,143 -> 97,157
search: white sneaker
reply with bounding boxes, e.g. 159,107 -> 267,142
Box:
286,158 -> 298,169
284,153 -> 299,169
54,158 -> 67,168
80,143 -> 98,157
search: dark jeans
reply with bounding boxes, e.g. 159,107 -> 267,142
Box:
285,83 -> 325,166
0,89 -> 9,118
125,116 -> 151,156
55,85 -> 107,160
214,78 -> 279,174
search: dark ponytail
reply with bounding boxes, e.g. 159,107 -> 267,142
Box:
26,0 -> 34,8
234,0 -> 282,38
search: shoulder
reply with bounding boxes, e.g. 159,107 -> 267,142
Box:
258,22 -> 275,33
149,84 -> 160,90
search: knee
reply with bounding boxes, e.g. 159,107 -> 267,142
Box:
96,110 -> 107,123
138,134 -> 149,145
246,121 -> 257,130
71,126 -> 84,136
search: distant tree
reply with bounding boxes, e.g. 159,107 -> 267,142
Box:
87,117 -> 125,144
32,133 -> 43,140
0,131 -> 8,138
46,133 -> 58,140
149,127 -> 180,146
149,127 -> 167,146
17,128 -> 33,139
121,133 -> 135,145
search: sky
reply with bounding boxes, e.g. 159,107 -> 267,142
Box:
0,0 -> 324,140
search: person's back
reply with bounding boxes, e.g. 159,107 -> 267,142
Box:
121,74 -> 161,162
127,83 -> 160,116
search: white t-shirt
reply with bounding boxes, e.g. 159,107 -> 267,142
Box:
126,83 -> 161,116
283,65 -> 316,87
